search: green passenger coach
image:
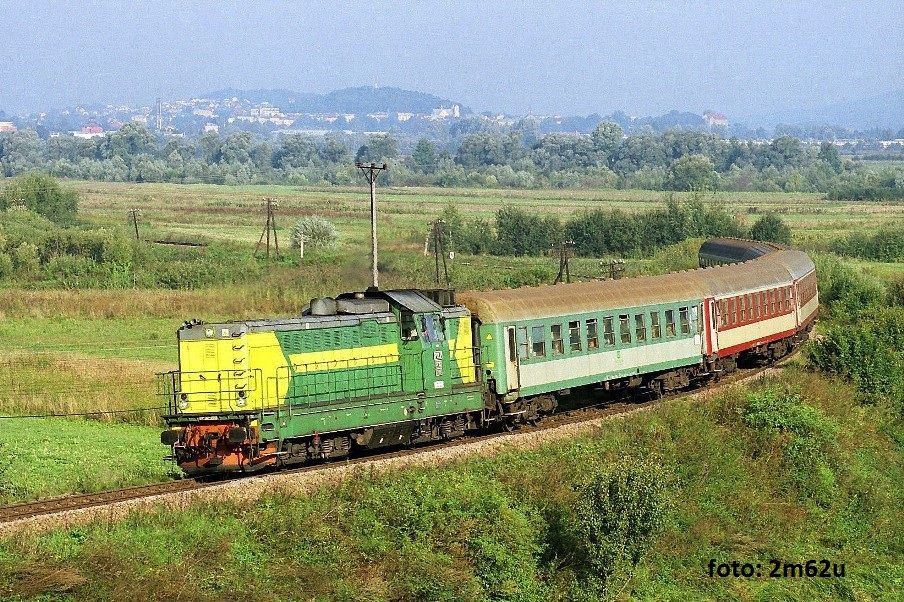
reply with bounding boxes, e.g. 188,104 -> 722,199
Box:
458,274 -> 708,401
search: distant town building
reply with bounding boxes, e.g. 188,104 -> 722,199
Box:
431,104 -> 461,120
878,139 -> 904,149
203,123 -> 219,134
0,122 -> 17,133
73,125 -> 105,139
704,111 -> 728,127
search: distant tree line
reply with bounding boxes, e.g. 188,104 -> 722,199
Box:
439,198 -> 791,258
1,122 -> 902,198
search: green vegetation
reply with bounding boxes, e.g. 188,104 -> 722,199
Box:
0,172 -> 77,224
0,175 -> 899,598
829,225 -> 904,262
0,418 -> 180,505
1,369 -> 902,600
290,215 -> 339,251
3,123 -> 904,199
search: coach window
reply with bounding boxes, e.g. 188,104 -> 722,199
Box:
586,319 -> 599,350
665,309 -> 676,337
619,314 -> 631,344
551,324 -> 564,354
719,300 -> 727,327
650,312 -> 661,339
634,314 -> 647,343
531,325 -> 546,357
568,321 -> 582,352
785,287 -> 792,311
771,289 -> 777,314
740,296 -> 746,322
679,307 -> 691,334
603,317 -> 615,346
517,327 -> 529,360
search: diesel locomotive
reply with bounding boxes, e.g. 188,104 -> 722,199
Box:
159,239 -> 817,476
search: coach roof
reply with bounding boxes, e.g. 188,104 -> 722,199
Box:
458,249 -> 815,323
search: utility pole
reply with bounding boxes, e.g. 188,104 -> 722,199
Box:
355,162 -> 388,289
554,240 -> 574,284
609,258 -> 625,280
254,198 -> 280,260
431,219 -> 450,286
128,209 -> 141,241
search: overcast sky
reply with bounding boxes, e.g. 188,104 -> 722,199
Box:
1,1 -> 901,119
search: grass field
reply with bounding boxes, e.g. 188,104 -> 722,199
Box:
0,181 -> 900,493
0,181 -> 901,599
68,180 -> 903,250
1,368 -> 901,600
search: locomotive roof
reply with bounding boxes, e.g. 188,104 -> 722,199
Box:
457,249 -> 814,323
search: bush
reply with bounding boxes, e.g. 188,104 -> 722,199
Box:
11,241 -> 39,274
743,386 -> 838,505
813,254 -> 885,318
829,226 -> 904,262
290,216 -> 338,251
807,307 -> 904,413
749,212 -> 792,245
0,172 -> 78,224
575,458 -> 671,590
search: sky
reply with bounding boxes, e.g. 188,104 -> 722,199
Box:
1,1 -> 901,120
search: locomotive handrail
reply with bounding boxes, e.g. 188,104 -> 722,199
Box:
155,368 -> 263,415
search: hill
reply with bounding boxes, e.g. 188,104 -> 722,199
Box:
205,85 -> 466,115
752,88 -> 904,130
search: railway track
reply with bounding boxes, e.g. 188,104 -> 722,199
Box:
0,354 -> 795,530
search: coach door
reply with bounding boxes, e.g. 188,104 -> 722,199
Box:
703,298 -> 718,355
504,326 -> 521,392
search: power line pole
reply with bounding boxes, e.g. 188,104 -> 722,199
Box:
554,240 -> 574,284
431,219 -> 450,286
128,209 -> 141,241
355,162 -> 388,289
254,198 -> 280,260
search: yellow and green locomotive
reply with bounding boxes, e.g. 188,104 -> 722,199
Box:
159,290 -> 485,475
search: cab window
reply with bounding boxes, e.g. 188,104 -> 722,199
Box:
420,314 -> 445,342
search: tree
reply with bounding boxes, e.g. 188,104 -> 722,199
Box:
355,134 -> 399,163
412,138 -> 437,173
667,154 -> 717,191
290,216 -> 338,251
318,136 -> 349,164
219,132 -> 254,164
273,134 -> 317,169
494,206 -> 560,256
749,212 -> 792,245
818,141 -> 843,173
0,172 -> 78,224
590,121 -> 624,164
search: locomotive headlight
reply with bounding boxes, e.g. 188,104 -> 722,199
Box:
236,390 -> 247,407
178,393 -> 189,410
